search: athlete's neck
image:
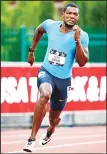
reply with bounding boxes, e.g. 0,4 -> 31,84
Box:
60,22 -> 73,33
63,22 -> 73,30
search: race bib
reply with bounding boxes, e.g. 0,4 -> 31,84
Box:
48,49 -> 67,66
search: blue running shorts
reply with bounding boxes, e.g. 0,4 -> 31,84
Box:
37,66 -> 71,111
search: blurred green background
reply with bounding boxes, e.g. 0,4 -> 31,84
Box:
1,1 -> 106,62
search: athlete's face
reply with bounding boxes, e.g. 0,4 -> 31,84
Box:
62,6 -> 79,28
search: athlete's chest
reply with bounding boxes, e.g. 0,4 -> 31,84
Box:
47,26 -> 76,46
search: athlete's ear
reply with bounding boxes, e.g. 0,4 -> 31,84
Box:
77,14 -> 80,21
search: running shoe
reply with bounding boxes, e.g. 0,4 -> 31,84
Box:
39,131 -> 52,146
23,138 -> 36,152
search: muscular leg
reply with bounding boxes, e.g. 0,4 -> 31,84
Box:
29,83 -> 52,139
47,109 -> 62,137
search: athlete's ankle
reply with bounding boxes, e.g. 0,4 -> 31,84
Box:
28,136 -> 36,141
47,127 -> 55,137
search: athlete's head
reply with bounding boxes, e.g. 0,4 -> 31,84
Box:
62,3 -> 79,28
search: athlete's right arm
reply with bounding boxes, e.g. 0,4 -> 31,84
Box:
30,24 -> 46,51
28,25 -> 46,66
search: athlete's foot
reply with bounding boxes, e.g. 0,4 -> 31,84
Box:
39,131 -> 52,146
23,138 -> 36,152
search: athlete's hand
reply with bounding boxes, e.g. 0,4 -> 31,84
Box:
73,25 -> 81,41
27,52 -> 35,66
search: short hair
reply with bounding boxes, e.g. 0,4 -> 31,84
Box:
63,2 -> 79,12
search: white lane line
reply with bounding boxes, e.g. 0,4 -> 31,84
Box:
1,133 -> 106,144
7,140 -> 106,153
1,130 -> 106,138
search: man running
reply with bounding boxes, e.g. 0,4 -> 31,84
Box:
23,2 -> 89,152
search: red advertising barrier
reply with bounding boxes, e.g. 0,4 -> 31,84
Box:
1,63 -> 106,113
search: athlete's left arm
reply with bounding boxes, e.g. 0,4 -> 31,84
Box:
73,25 -> 89,67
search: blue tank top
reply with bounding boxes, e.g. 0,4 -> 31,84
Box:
41,19 -> 89,79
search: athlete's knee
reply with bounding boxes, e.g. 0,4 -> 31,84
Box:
40,91 -> 51,105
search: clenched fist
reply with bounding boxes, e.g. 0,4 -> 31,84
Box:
73,25 -> 81,41
28,52 -> 35,66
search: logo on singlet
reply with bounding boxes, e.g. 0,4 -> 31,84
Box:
38,71 -> 45,78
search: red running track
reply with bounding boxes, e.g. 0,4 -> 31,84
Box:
1,126 -> 106,153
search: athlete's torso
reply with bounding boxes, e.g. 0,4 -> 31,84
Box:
41,19 -> 89,79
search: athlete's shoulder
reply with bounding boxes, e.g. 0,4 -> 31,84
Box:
43,19 -> 61,25
80,29 -> 89,37
42,19 -> 61,31
80,29 -> 89,47
43,19 -> 54,23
